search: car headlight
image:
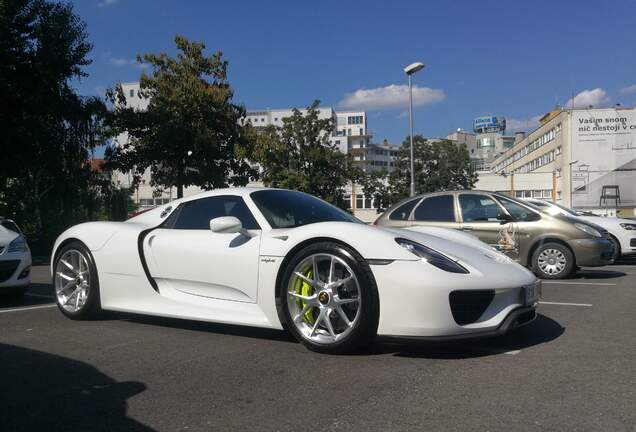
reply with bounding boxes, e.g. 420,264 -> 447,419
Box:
395,238 -> 469,274
620,223 -> 636,230
7,236 -> 28,253
574,223 -> 602,238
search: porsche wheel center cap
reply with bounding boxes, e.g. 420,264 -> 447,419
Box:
318,291 -> 330,305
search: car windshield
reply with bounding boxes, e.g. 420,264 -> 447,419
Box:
250,190 -> 362,229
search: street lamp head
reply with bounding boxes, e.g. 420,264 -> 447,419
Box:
568,160 -> 578,166
404,62 -> 425,75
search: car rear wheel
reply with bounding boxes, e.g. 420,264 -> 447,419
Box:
53,241 -> 101,319
281,242 -> 379,354
532,242 -> 574,279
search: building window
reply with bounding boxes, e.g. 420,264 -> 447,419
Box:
355,194 -> 363,209
344,194 -> 352,209
364,196 -> 372,209
129,89 -> 135,97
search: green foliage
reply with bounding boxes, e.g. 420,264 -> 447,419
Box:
389,136 -> 476,200
105,35 -> 257,198
0,0 -> 111,253
359,136 -> 476,211
251,101 -> 358,208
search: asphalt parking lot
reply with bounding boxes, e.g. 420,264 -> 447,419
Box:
1,261 -> 636,432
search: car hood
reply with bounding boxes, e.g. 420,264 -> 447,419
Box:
379,225 -> 535,283
0,225 -> 19,246
577,215 -> 635,227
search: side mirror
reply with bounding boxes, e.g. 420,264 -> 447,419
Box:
497,212 -> 514,224
209,216 -> 243,234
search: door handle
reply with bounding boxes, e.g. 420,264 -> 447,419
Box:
461,226 -> 474,231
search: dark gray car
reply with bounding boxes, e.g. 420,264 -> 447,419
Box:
375,190 -> 614,279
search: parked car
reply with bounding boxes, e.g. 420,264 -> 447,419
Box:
51,188 -> 540,354
375,191 -> 614,279
0,218 -> 32,298
524,198 -> 636,260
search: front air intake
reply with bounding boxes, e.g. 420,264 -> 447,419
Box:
449,290 -> 495,325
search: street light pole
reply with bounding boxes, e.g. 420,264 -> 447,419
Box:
404,62 -> 425,197
408,73 -> 414,197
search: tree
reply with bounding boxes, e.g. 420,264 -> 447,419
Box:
388,136 -> 477,201
251,101 -> 358,208
105,36 -> 256,198
0,0 -> 108,252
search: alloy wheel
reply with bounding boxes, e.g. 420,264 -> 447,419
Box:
55,249 -> 91,313
286,253 -> 361,344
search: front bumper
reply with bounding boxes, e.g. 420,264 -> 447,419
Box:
380,306 -> 537,342
0,253 -> 32,288
370,259 -> 540,338
568,238 -> 614,266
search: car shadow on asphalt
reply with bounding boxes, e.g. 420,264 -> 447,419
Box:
363,314 -> 564,359
570,269 -> 626,279
0,283 -> 54,309
0,343 -> 154,432
113,313 -> 297,343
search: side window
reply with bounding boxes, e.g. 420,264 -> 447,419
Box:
413,195 -> 456,222
459,194 -> 501,222
389,199 -> 419,221
172,196 -> 259,230
496,196 -> 540,222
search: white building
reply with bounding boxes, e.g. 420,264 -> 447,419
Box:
477,105 -> 636,217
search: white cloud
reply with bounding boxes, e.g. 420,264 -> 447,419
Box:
565,88 -> 609,109
620,84 -> 636,95
98,0 -> 118,7
506,115 -> 542,132
338,84 -> 445,111
110,57 -> 148,69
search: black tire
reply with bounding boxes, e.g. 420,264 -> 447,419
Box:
608,235 -> 621,262
280,242 -> 379,354
53,241 -> 102,320
531,242 -> 575,279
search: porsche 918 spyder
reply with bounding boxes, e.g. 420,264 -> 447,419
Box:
51,188 -> 540,353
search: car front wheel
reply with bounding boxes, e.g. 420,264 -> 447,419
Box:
53,241 -> 101,319
281,242 -> 379,354
531,242 -> 575,279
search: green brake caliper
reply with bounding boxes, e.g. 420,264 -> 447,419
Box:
294,269 -> 316,324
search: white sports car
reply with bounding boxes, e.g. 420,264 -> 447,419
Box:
51,188 -> 541,353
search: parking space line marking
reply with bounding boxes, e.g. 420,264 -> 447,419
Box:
25,293 -> 54,299
543,281 -> 616,286
0,304 -> 57,314
539,301 -> 592,307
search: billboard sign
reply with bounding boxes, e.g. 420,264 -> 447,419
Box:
570,108 -> 636,208
473,115 -> 506,133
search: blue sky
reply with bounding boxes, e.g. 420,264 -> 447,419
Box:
72,0 -> 636,149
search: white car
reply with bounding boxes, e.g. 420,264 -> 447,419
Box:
0,218 -> 32,298
51,188 -> 540,353
525,198 -> 636,260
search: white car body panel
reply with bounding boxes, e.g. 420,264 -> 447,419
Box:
52,188 -> 539,338
0,223 -> 32,289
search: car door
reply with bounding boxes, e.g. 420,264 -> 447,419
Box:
407,194 -> 459,229
144,195 -> 261,303
458,193 -> 515,254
